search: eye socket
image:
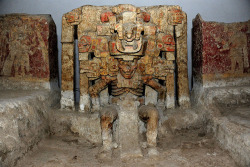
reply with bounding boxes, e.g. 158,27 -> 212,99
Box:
118,59 -> 124,64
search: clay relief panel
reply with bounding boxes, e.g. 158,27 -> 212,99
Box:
0,14 -> 58,81
61,4 -> 190,110
193,14 -> 250,80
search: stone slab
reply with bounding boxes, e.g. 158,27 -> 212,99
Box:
117,93 -> 143,159
49,110 -> 102,144
207,106 -> 250,167
0,90 -> 60,167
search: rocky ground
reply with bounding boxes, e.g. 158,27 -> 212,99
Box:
1,90 -> 249,167
16,128 -> 237,167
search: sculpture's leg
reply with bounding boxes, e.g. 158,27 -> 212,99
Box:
100,106 -> 118,152
139,105 -> 159,155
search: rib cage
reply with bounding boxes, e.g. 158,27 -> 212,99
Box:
110,79 -> 144,96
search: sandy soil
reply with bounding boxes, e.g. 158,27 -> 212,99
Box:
16,128 -> 237,167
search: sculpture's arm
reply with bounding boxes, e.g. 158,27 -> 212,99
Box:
142,76 -> 166,104
89,77 -> 112,111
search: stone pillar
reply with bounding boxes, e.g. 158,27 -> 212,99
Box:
79,52 -> 90,112
61,43 -> 75,109
175,12 -> 190,108
61,15 -> 75,110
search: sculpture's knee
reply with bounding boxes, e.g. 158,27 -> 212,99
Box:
139,105 -> 159,148
139,105 -> 159,123
147,108 -> 158,131
148,108 -> 158,121
101,115 -> 113,130
100,106 -> 118,130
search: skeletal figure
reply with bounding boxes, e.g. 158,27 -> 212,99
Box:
89,57 -> 165,157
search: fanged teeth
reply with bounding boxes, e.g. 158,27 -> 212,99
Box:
133,41 -> 138,50
121,40 -> 138,50
122,40 -> 126,50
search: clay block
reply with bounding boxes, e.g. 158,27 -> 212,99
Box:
97,24 -> 112,36
0,14 -> 58,90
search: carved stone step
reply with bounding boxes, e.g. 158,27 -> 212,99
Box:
117,93 -> 143,158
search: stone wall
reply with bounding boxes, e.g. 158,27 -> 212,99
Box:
192,14 -> 250,105
0,14 -> 58,90
0,90 -> 59,167
192,15 -> 250,167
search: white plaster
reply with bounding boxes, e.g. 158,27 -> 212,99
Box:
178,96 -> 190,104
205,86 -> 250,105
166,94 -> 175,109
79,94 -> 90,112
0,78 -> 59,91
61,90 -> 74,109
41,82 -> 50,89
148,147 -> 159,156
203,77 -> 250,88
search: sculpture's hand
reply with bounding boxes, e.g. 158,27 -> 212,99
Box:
91,97 -> 101,112
88,77 -> 112,112
157,99 -> 165,110
143,77 -> 166,106
157,98 -> 165,105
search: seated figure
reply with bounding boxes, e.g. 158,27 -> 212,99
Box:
61,4 -> 188,158
89,57 -> 165,157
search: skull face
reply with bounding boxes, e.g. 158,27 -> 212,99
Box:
123,23 -> 137,42
120,23 -> 139,51
115,11 -> 143,53
118,59 -> 138,79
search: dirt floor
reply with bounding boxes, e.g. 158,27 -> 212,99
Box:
16,128 -> 237,167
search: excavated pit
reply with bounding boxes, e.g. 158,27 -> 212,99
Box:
15,128 -> 237,167
1,89 -> 249,167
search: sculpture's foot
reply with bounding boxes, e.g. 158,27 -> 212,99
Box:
97,147 -> 112,161
121,148 -> 143,159
147,147 -> 159,157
